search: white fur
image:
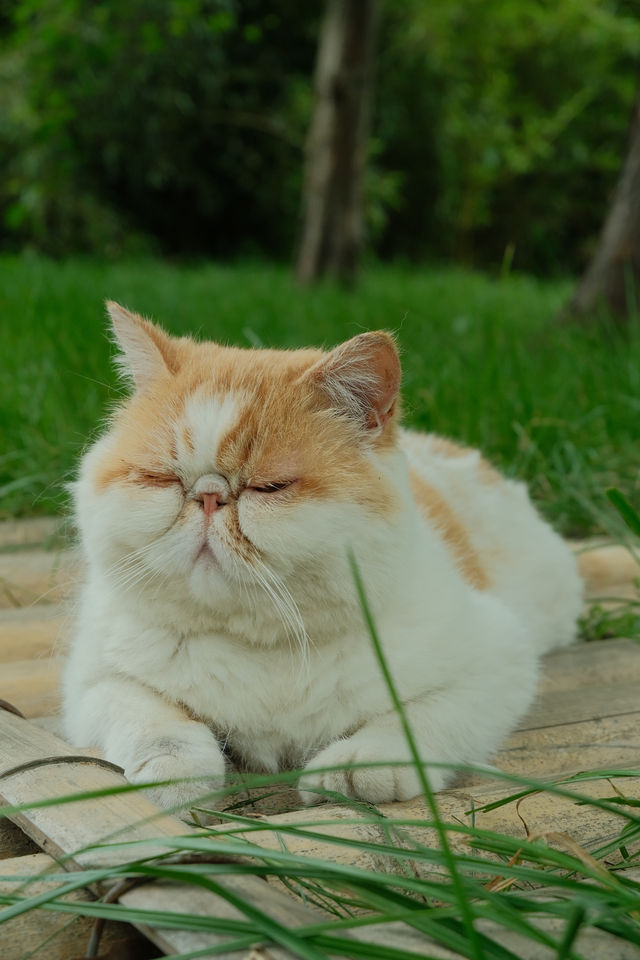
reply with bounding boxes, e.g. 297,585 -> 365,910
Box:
182,391 -> 248,479
63,394 -> 583,814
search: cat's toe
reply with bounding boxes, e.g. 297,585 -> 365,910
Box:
128,752 -> 225,816
299,740 -> 426,805
125,731 -> 226,817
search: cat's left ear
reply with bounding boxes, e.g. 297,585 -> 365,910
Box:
106,301 -> 180,390
301,331 -> 401,435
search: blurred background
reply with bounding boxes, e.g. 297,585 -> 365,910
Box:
2,0 -> 640,570
2,0 -> 639,282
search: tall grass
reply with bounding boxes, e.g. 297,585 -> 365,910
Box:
1,254 -> 640,536
2,766 -> 639,959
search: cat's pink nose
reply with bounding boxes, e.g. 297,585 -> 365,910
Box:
195,491 -> 226,516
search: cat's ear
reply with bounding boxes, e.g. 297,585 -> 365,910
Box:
301,331 -> 401,434
106,301 -> 179,390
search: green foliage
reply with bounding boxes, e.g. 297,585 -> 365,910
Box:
580,598 -> 640,642
0,0 -> 319,257
376,0 -> 640,271
578,490 -> 640,642
2,769 -> 640,958
607,487 -> 640,537
1,0 -> 639,269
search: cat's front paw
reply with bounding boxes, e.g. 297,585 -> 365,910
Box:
125,725 -> 226,818
299,737 -> 446,805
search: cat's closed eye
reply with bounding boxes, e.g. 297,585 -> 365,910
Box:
248,481 -> 295,494
137,471 -> 184,489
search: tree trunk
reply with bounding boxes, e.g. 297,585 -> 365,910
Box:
569,90 -> 640,321
295,0 -> 378,287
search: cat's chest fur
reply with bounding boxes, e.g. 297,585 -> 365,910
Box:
103,610 -> 389,770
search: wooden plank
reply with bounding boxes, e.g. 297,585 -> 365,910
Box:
0,853 -> 154,960
509,638 -> 640,733
0,550 -> 77,609
1,712 -> 638,959
222,774 -> 639,872
522,681 -> 638,729
0,710 -> 187,867
2,832 -> 637,960
577,541 -> 640,598
0,604 -> 66,664
349,905 -> 640,960
494,711 -> 640,779
0,518 -> 65,551
119,873 -> 322,960
538,637 -> 640,693
448,639 -> 640,783
0,819 -> 38,860
0,711 -> 333,958
1,659 -> 62,718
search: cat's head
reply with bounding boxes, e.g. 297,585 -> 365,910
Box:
75,303 -> 405,622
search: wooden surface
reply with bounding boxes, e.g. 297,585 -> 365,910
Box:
0,710 -> 637,960
1,520 -> 640,958
0,853 -> 154,960
0,710 -> 321,959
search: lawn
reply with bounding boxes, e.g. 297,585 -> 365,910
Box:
1,253 -> 638,537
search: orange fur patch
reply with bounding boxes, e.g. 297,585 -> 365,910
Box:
477,459 -> 501,485
430,435 -> 501,485
93,392 -> 180,491
182,425 -> 195,452
215,373 -> 396,516
429,436 -> 472,459
409,471 -> 490,590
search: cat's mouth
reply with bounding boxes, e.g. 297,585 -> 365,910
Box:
195,541 -> 218,567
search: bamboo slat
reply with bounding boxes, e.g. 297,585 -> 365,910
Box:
578,541 -> 640,599
0,604 -> 66,663
1,659 -> 62,718
0,518 -> 64,551
1,699 -> 638,957
0,852 -> 152,960
0,820 -> 38,861
0,550 -> 77,609
0,710 -> 333,958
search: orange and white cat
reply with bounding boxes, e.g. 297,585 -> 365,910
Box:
62,303 -> 583,811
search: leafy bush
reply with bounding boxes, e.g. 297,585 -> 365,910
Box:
0,0 -> 319,257
1,0 -> 640,271
376,0 -> 640,272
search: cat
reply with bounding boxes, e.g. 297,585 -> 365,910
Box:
62,302 -> 583,813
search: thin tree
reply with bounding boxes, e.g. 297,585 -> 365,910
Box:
569,88 -> 640,320
295,0 -> 379,286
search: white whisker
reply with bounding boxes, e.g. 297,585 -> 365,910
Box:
248,555 -> 310,665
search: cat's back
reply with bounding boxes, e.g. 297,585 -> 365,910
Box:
400,429 -> 583,652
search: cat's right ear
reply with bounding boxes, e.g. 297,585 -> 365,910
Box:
106,301 -> 179,390
300,331 -> 401,437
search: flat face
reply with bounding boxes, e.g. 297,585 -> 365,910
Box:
80,316 -> 401,624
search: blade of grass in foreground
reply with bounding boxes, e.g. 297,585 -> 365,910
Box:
606,487 -> 640,537
347,550 -> 485,960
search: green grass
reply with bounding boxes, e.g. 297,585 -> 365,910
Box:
1,253 -> 639,537
4,778 -> 639,960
